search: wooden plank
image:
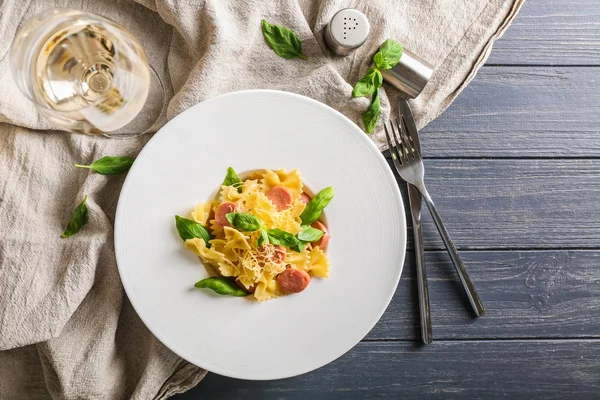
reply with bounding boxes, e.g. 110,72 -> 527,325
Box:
487,0 -> 600,65
417,67 -> 600,158
368,250 -> 600,340
177,340 -> 600,400
391,159 -> 600,249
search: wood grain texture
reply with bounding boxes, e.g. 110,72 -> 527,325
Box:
368,250 -> 600,340
417,67 -> 600,158
391,159 -> 600,250
487,0 -> 600,65
177,340 -> 600,400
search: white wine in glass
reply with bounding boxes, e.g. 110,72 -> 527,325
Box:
10,8 -> 164,136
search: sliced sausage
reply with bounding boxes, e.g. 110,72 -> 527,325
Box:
236,279 -> 257,293
316,235 -> 330,251
271,245 -> 286,263
257,244 -> 286,265
214,202 -> 238,228
300,193 -> 311,204
266,186 -> 294,211
277,268 -> 311,294
311,221 -> 331,251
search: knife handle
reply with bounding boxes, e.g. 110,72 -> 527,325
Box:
408,183 -> 432,344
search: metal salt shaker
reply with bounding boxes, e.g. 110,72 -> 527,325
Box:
381,50 -> 434,99
324,9 -> 370,56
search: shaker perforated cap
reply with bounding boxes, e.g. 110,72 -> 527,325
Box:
324,9 -> 370,56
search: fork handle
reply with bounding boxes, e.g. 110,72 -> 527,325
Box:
419,188 -> 486,317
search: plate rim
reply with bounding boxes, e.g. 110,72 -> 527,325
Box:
114,89 -> 406,380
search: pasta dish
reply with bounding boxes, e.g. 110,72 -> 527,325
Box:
175,167 -> 334,301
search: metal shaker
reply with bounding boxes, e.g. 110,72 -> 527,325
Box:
381,49 -> 434,99
324,9 -> 371,56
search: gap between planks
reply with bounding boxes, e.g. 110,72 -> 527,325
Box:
485,64 -> 600,68
361,337 -> 600,343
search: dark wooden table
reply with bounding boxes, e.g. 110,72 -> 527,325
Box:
176,1 -> 600,398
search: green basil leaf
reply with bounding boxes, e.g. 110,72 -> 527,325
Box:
300,187 -> 335,225
289,241 -> 306,253
226,212 -> 263,232
258,228 -> 269,248
267,228 -> 303,251
261,19 -> 306,60
352,67 -> 383,97
61,195 -> 89,238
175,215 -> 213,246
297,225 -> 325,242
194,277 -> 250,296
373,39 -> 403,70
74,156 -> 135,175
361,88 -> 381,134
222,167 -> 243,193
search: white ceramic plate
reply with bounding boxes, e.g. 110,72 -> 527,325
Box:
115,90 -> 406,380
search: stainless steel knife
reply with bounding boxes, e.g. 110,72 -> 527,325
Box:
399,98 -> 432,344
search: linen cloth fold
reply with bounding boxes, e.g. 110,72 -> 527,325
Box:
0,0 -> 523,398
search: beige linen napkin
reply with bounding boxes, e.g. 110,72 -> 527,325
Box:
0,0 -> 523,398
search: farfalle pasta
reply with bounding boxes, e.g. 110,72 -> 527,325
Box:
174,167 -> 334,301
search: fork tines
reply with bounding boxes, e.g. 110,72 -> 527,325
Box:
384,118 -> 416,163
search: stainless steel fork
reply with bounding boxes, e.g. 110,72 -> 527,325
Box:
384,112 -> 485,317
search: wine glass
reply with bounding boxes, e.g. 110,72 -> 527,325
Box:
10,8 -> 165,137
